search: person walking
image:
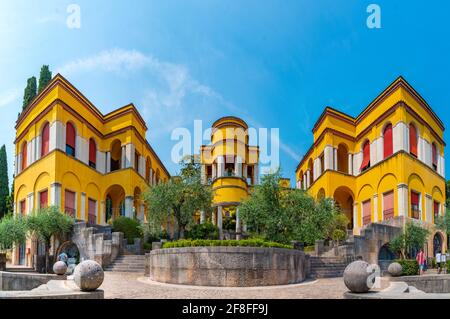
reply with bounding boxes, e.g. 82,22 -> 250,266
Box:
436,250 -> 442,274
416,249 -> 425,275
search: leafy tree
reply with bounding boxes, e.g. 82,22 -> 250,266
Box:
436,208 -> 450,238
38,65 -> 52,93
26,206 -> 74,273
186,222 -> 219,240
112,216 -> 143,244
22,76 -> 37,110
239,170 -> 347,245
446,180 -> 450,206
144,156 -> 213,239
389,221 -> 430,259
0,214 -> 27,253
5,177 -> 14,214
0,145 -> 9,219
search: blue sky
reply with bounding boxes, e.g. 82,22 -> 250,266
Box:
1,0 -> 450,185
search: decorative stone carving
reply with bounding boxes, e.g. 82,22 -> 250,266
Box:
53,261 -> 68,275
73,260 -> 104,291
388,262 -> 402,277
343,260 -> 372,293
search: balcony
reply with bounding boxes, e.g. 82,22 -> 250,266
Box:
383,208 -> 395,220
411,206 -> 421,219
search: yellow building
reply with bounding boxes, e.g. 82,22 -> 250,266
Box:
200,117 -> 259,238
296,77 -> 446,249
13,74 -> 169,266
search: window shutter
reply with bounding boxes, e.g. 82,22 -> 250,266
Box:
409,124 -> 418,157
22,142 -> 27,171
66,123 -> 76,149
40,190 -> 48,208
383,124 -> 393,158
363,200 -> 371,225
432,143 -> 438,166
360,141 -> 370,171
41,123 -> 50,156
89,139 -> 96,165
383,191 -> 394,220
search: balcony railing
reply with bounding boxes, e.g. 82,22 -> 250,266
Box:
363,215 -> 371,226
88,214 -> 96,225
64,207 -> 76,218
383,208 -> 394,221
411,208 -> 421,219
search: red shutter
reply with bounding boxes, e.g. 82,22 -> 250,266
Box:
432,143 -> 438,166
41,123 -> 49,157
411,192 -> 419,205
383,191 -> 394,220
22,142 -> 27,171
360,141 -> 370,171
89,139 -> 96,165
434,201 -> 440,215
66,123 -> 76,148
409,124 -> 417,157
40,190 -> 48,208
20,200 -> 26,215
383,125 -> 393,158
363,200 -> 371,225
65,190 -> 76,217
88,199 -> 96,224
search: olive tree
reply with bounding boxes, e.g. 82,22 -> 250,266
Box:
0,214 -> 27,253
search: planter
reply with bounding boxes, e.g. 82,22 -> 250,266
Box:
148,246 -> 308,287
0,253 -> 6,271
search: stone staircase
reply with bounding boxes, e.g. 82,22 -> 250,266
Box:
309,256 -> 348,278
104,254 -> 146,273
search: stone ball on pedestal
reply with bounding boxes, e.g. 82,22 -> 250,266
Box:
343,260 -> 373,293
73,260 -> 104,291
388,262 -> 403,277
53,261 -> 68,275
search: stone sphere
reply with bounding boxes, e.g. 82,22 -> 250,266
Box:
73,260 -> 104,291
53,261 -> 68,275
343,260 -> 373,293
388,262 -> 403,277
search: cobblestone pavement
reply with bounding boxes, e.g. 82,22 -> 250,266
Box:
101,272 -> 351,299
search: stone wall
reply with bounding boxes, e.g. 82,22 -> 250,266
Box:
148,246 -> 308,287
0,271 -> 66,291
391,275 -> 450,293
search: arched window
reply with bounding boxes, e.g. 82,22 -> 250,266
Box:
432,143 -> 438,171
308,159 -> 313,186
360,140 -> 370,171
409,124 -> 418,157
41,122 -> 50,157
383,124 -> 393,159
89,138 -> 97,169
21,141 -> 27,171
66,122 -> 76,157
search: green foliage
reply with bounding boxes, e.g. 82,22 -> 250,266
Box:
143,242 -> 152,250
0,214 -> 27,252
222,217 -> 236,231
144,156 -> 213,239
22,76 -> 37,110
239,170 -> 346,245
436,208 -> 450,236
331,229 -> 346,243
186,222 -> 219,240
0,145 -> 9,219
446,180 -> 450,206
38,65 -> 52,93
396,259 -> 419,276
162,238 -> 293,249
389,222 -> 430,259
112,216 -> 143,244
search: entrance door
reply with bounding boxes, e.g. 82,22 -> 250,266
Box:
434,233 -> 443,256
18,243 -> 26,265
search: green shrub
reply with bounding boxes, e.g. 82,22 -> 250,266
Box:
162,238 -> 293,249
186,223 -> 219,240
396,259 -> 419,276
143,242 -> 152,250
304,245 -> 315,252
112,216 -> 143,244
222,217 -> 236,231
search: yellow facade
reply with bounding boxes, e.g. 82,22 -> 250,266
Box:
200,117 -> 259,238
296,77 -> 446,246
13,74 -> 169,265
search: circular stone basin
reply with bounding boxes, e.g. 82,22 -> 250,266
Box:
148,246 -> 307,287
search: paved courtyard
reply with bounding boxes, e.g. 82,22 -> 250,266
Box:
100,272 -> 350,299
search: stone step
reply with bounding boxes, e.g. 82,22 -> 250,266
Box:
5,267 -> 36,273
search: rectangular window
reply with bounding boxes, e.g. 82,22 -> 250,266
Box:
383,191 -> 394,220
319,153 -> 325,175
411,191 -> 420,219
39,190 -> 48,208
64,190 -> 76,217
20,200 -> 26,216
434,201 -> 440,223
362,200 -> 371,226
135,151 -> 140,172
88,199 -> 97,225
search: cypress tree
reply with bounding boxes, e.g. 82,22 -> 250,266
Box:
22,76 -> 37,110
38,65 -> 52,93
0,145 -> 9,218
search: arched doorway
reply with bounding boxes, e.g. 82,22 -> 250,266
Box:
333,186 -> 354,230
378,243 -> 396,272
104,184 -> 126,222
433,233 -> 443,256
110,139 -> 122,172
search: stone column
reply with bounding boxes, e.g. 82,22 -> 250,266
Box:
373,194 -> 378,223
236,207 -> 241,240
217,206 -> 223,239
200,210 -> 206,224
217,156 -> 224,177
124,196 -> 134,218
235,156 -> 243,177
106,152 -> 111,173
121,146 -> 126,169
324,145 -> 332,171
425,194 -> 433,223
50,183 -> 62,208
353,202 -> 359,231
100,201 -> 105,225
333,147 -> 338,171
81,192 -> 86,221
397,183 -> 408,217
306,170 -> 311,188
27,192 -> 34,215
348,153 -> 353,175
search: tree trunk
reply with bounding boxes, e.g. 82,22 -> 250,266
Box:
45,239 -> 51,274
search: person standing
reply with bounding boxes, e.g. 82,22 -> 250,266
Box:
416,249 -> 425,275
436,250 -> 442,274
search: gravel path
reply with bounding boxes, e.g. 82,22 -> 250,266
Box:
100,272 -> 348,299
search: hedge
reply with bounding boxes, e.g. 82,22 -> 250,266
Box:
162,239 -> 293,249
396,259 -> 419,276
